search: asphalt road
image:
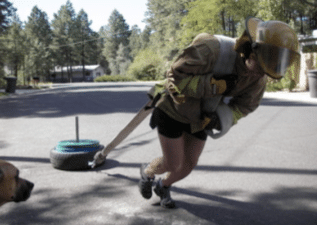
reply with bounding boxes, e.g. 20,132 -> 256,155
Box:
0,82 -> 317,225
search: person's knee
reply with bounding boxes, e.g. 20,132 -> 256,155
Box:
164,162 -> 179,173
182,158 -> 198,173
164,156 -> 198,174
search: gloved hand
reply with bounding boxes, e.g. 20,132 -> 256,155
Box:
205,112 -> 221,131
205,101 -> 234,139
89,151 -> 106,168
212,75 -> 238,96
210,78 -> 227,95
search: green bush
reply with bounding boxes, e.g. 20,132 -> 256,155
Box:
266,78 -> 284,92
266,76 -> 297,92
0,78 -> 6,88
127,48 -> 165,81
94,75 -> 136,82
266,63 -> 298,92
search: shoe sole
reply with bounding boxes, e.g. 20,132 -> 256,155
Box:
139,164 -> 153,199
154,181 -> 176,208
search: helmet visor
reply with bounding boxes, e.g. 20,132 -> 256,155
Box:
254,43 -> 300,79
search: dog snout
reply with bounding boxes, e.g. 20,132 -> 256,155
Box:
26,180 -> 34,190
13,179 -> 34,202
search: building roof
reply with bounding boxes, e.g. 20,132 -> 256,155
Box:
53,65 -> 101,73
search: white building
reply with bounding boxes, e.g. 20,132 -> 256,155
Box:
51,64 -> 104,82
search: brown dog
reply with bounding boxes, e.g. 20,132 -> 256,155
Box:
0,159 -> 34,207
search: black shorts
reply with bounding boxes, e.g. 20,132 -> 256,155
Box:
150,108 -> 207,141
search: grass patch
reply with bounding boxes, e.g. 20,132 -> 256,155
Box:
0,92 -> 8,97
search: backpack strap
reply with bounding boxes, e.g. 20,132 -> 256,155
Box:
212,35 -> 237,76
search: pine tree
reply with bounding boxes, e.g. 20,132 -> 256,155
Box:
179,0 -> 258,47
145,0 -> 194,59
24,6 -> 52,80
5,13 -> 25,78
0,0 -> 16,35
74,9 -> 97,79
129,25 -> 142,58
102,9 -> 131,75
0,0 -> 16,80
51,0 -> 76,82
116,43 -> 131,75
75,10 -> 100,64
140,25 -> 152,50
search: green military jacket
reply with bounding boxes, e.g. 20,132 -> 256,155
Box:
151,33 -> 267,134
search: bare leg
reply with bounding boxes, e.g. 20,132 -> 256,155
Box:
145,133 -> 184,178
140,131 -> 205,208
145,131 -> 206,187
162,132 -> 206,187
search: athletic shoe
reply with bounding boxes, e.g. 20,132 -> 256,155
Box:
154,178 -> 176,208
138,163 -> 155,199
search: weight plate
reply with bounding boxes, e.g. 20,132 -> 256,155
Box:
50,140 -> 105,170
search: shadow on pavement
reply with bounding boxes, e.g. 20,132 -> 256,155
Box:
0,156 -> 50,164
96,161 -> 317,176
2,83 -> 317,119
177,186 -> 317,225
0,87 -> 150,118
2,155 -> 316,176
261,97 -> 317,107
0,160 -> 316,224
99,173 -> 317,225
0,176 -> 133,225
0,140 -> 9,149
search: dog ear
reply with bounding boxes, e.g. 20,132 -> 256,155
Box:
0,168 -> 3,183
